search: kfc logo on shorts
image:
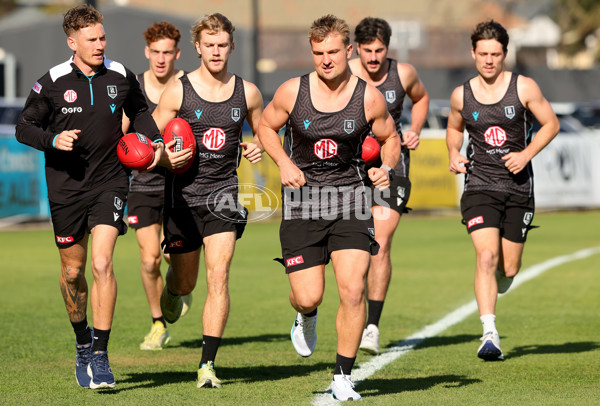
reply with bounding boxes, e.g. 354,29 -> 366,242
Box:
314,138 -> 338,160
203,127 -> 226,151
64,90 -> 77,103
286,255 -> 304,267
56,235 -> 74,244
128,216 -> 139,225
467,216 -> 484,228
33,82 -> 42,94
484,126 -> 507,147
169,240 -> 183,248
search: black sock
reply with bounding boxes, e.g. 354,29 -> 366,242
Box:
334,353 -> 356,376
91,328 -> 111,352
199,335 -> 222,366
153,316 -> 167,328
71,319 -> 92,345
366,299 -> 384,327
304,308 -> 317,317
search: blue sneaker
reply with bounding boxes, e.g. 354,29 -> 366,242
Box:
477,331 -> 504,361
75,341 -> 92,387
87,351 -> 116,389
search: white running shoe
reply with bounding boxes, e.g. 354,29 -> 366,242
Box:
331,373 -> 361,401
290,311 -> 317,357
477,331 -> 504,361
359,324 -> 380,355
180,293 -> 193,318
495,268 -> 514,294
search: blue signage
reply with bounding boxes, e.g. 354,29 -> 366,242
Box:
0,125 -> 49,218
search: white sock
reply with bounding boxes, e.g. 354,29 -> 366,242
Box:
480,314 -> 497,334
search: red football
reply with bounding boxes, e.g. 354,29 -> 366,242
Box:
163,118 -> 196,174
117,132 -> 154,171
361,136 -> 381,165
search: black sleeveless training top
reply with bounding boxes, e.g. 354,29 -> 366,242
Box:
461,73 -> 534,196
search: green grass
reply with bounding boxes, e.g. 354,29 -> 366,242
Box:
0,210 -> 599,405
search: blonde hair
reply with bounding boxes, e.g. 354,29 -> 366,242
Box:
308,14 -> 350,46
191,13 -> 235,46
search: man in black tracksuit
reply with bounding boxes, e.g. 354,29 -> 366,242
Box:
15,4 -> 163,389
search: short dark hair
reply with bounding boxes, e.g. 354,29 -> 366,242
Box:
471,20 -> 509,53
62,4 -> 103,36
354,17 -> 391,47
144,21 -> 181,46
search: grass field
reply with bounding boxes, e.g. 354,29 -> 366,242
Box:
0,210 -> 599,405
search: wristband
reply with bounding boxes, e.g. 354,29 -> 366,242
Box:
381,165 -> 394,181
52,134 -> 59,149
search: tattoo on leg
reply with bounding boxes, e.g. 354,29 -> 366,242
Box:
60,267 -> 88,322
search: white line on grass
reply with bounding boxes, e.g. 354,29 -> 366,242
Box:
312,246 -> 600,405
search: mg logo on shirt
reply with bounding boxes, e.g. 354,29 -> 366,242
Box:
314,138 -> 338,160
484,126 -> 507,147
203,127 -> 227,151
64,90 -> 77,103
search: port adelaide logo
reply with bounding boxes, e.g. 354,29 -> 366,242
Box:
107,85 -> 118,99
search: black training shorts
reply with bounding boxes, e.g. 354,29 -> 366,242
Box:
460,190 -> 535,243
370,175 -> 412,214
50,189 -> 128,249
162,204 -> 247,254
278,214 -> 380,274
127,191 -> 164,230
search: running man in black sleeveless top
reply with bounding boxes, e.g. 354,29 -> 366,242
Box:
446,20 -> 559,361
349,17 -> 430,356
121,22 -> 187,352
151,14 -> 263,388
258,15 -> 400,401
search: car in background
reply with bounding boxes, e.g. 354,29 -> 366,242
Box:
0,97 -> 25,126
572,101 -> 600,130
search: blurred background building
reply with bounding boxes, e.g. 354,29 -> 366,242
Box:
0,0 -> 599,101
0,0 -> 599,222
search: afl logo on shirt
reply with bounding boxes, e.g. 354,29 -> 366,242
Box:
64,90 -> 77,103
484,126 -> 507,147
203,127 -> 226,151
314,138 -> 338,160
